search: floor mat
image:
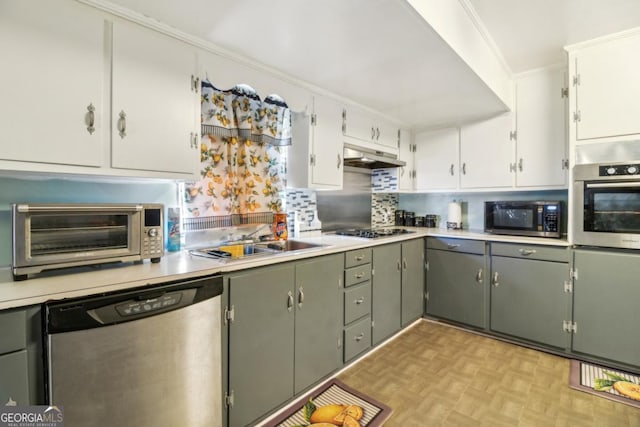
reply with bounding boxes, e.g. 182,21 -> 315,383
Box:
262,378 -> 393,427
569,359 -> 640,409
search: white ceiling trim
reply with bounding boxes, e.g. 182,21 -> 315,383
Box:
564,25 -> 640,52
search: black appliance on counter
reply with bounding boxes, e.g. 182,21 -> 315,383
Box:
334,228 -> 415,239
484,201 -> 562,238
394,210 -> 405,226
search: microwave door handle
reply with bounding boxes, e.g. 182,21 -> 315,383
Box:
16,204 -> 144,213
585,182 -> 640,189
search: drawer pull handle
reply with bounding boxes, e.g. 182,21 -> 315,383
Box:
447,244 -> 460,249
518,249 -> 536,256
354,297 -> 365,305
355,255 -> 364,261
355,272 -> 365,279
354,333 -> 365,342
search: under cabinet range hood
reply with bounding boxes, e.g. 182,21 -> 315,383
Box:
343,144 -> 405,169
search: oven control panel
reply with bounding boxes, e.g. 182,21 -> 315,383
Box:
600,163 -> 640,176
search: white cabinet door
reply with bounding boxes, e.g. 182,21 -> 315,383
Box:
574,33 -> 640,141
515,68 -> 567,187
0,0 -> 105,167
414,128 -> 459,191
460,114 -> 514,189
311,96 -> 343,188
398,129 -> 414,191
111,20 -> 198,175
343,107 -> 375,143
376,119 -> 400,150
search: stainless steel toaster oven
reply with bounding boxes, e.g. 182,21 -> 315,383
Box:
12,203 -> 164,280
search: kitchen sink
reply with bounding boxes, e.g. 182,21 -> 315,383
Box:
189,240 -> 325,261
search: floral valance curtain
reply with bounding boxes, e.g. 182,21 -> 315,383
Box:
183,80 -> 291,228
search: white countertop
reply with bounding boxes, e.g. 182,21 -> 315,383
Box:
0,228 -> 569,310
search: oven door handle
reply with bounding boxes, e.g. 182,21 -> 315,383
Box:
585,182 -> 640,189
16,204 -> 144,213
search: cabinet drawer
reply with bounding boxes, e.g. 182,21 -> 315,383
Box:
344,281 -> 371,325
0,310 -> 26,355
0,350 -> 29,406
491,243 -> 568,263
427,237 -> 485,255
344,316 -> 371,362
345,249 -> 372,268
344,265 -> 371,287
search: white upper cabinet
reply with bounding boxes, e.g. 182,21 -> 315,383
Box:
397,129 -> 414,191
514,67 -> 567,188
288,95 -> 343,189
460,113 -> 514,189
567,30 -> 640,142
0,0 -> 105,168
414,128 -> 459,191
111,19 -> 199,175
342,106 -> 399,152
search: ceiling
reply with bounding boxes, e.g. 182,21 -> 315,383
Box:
105,0 -> 640,128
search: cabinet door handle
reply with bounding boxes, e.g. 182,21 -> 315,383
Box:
397,260 -> 401,272
86,103 -> 96,135
492,272 -> 500,287
446,244 -> 460,250
118,110 -> 127,138
371,127 -> 376,139
518,249 -> 536,256
518,158 -> 523,172
354,333 -> 365,342
449,164 -> 454,176
403,259 -> 407,270
376,127 -> 380,140
475,268 -> 483,284
337,154 -> 341,169
298,287 -> 304,308
400,167 -> 405,177
354,297 -> 365,305
462,162 -> 467,175
287,291 -> 294,312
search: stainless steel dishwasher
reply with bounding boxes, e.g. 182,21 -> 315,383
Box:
45,274 -> 223,427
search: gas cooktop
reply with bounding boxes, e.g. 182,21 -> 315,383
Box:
334,228 -> 415,239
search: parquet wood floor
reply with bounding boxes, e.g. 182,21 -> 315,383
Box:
338,320 -> 640,426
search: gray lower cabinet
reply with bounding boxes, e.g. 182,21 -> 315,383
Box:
371,243 -> 402,345
0,306 -> 43,406
572,249 -> 640,368
226,254 -> 343,427
401,238 -> 425,326
489,243 -> 570,349
342,249 -> 372,362
426,238 -> 486,328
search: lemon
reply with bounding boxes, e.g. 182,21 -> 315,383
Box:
614,381 -> 640,401
309,404 -> 347,424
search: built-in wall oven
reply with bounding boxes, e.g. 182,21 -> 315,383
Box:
573,162 -> 640,249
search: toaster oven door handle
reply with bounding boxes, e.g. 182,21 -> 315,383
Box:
16,204 -> 144,213
585,182 -> 640,189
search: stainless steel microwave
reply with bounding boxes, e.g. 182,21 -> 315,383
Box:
485,201 -> 562,238
12,203 -> 164,280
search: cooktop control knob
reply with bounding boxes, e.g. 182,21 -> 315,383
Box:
148,228 -> 158,238
626,165 -> 638,175
606,167 -> 617,175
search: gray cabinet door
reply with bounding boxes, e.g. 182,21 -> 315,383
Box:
426,249 -> 486,328
573,250 -> 640,367
228,264 -> 295,427
294,254 -> 343,394
372,243 -> 402,345
0,350 -> 29,406
490,256 -> 569,348
402,239 -> 426,326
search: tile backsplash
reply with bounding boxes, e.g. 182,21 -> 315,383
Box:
372,193 -> 398,227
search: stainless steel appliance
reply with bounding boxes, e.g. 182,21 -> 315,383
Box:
343,143 -> 406,169
12,203 -> 164,280
45,275 -> 223,427
485,201 -> 562,238
573,162 -> 640,248
334,227 -> 415,238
